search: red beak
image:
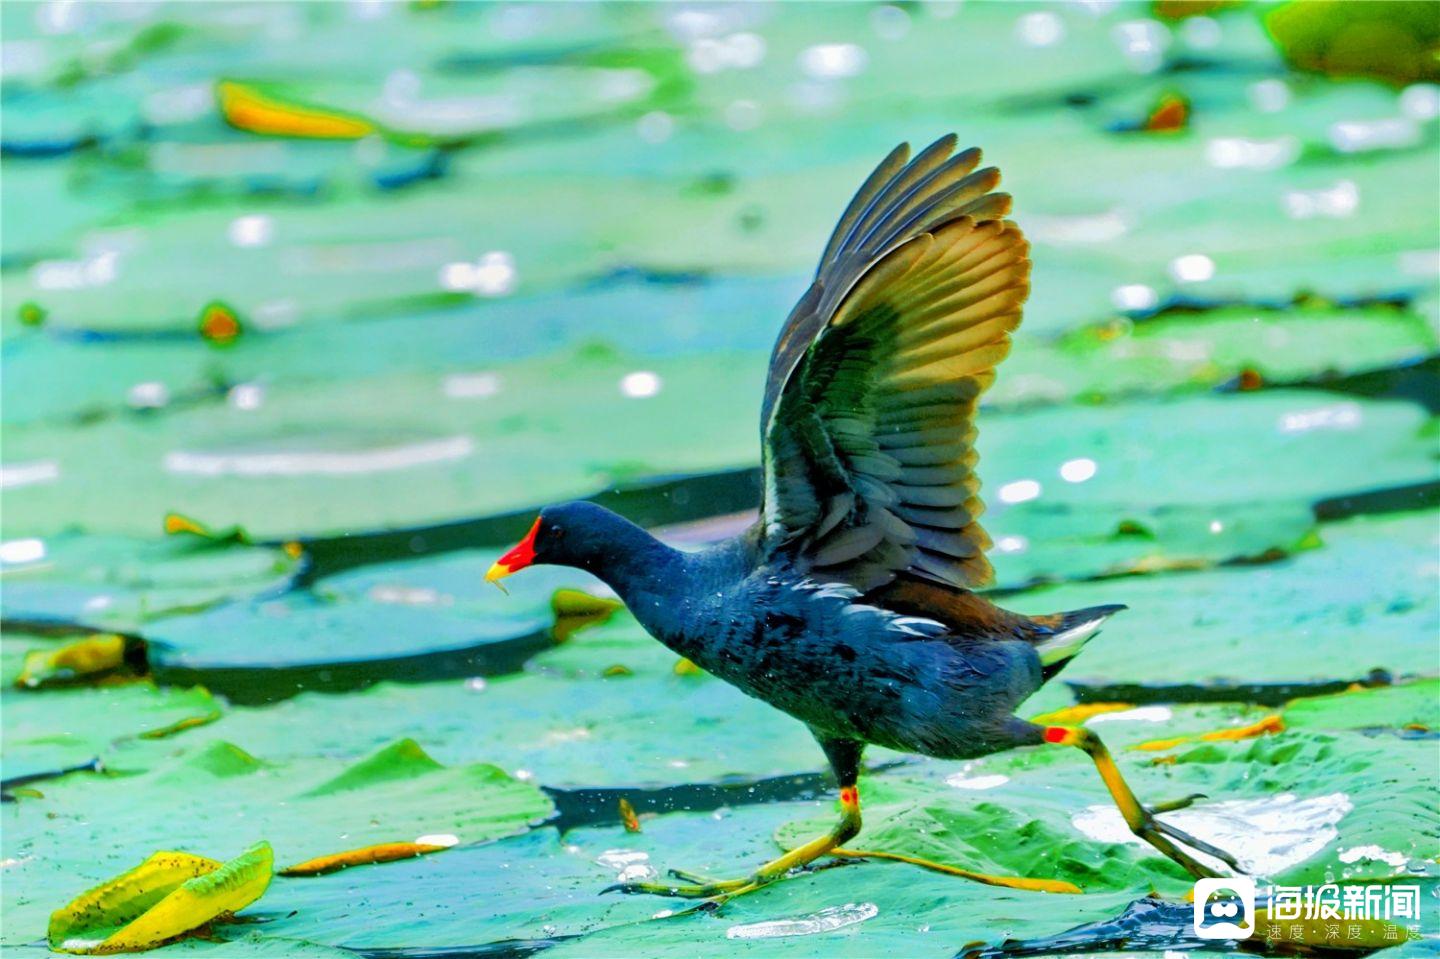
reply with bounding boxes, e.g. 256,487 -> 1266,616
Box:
487,517 -> 540,584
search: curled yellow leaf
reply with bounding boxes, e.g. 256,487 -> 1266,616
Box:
18,635 -> 132,688
49,842 -> 272,954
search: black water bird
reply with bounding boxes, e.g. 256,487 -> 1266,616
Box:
487,135 -> 1240,903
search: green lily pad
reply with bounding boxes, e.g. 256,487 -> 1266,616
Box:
49,842 -> 273,955
2,738 -> 552,947
995,304 -> 1437,407
777,722 -> 1437,895
1,675 -> 221,783
187,611 -> 844,789
0,532 -> 297,631
1285,680 -> 1440,731
1007,509 -> 1439,689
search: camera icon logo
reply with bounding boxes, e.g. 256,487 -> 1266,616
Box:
1193,877 -> 1256,940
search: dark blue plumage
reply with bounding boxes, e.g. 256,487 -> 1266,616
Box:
488,137 -> 1239,901
520,501 -> 1100,762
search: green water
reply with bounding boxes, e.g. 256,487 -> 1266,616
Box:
2,1 -> 1437,956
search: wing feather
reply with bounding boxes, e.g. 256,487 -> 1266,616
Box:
759,136 -> 1029,591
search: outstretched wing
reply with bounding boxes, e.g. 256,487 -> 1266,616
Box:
759,135 -> 1029,592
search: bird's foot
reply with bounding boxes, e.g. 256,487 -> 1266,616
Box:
1132,803 -> 1244,880
830,848 -> 1081,894
1149,792 -> 1207,814
601,861 -> 846,908
601,876 -> 746,899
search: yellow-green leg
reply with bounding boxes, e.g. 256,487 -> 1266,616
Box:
1043,724 -> 1243,879
602,784 -> 863,903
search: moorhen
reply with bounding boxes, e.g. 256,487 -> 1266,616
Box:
488,135 -> 1239,903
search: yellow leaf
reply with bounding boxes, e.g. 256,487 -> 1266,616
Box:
217,80 -> 376,140
137,709 -> 223,740
1134,714 -> 1285,751
281,838 -> 456,877
18,635 -> 131,688
551,588 -> 623,643
49,842 -> 272,954
163,513 -> 210,537
196,301 -> 242,346
618,797 -> 641,833
673,657 -> 704,676
1030,702 -> 1133,725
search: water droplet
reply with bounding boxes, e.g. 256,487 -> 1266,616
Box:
998,479 -> 1042,504
1015,11 -> 1064,47
1059,458 -> 1097,483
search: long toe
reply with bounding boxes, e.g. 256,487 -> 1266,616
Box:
1146,817 -> 1245,874
600,876 -> 750,899
1134,826 -> 1220,881
1147,793 -> 1207,814
668,867 -> 721,884
831,848 -> 1081,894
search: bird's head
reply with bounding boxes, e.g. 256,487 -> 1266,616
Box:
485,501 -> 616,587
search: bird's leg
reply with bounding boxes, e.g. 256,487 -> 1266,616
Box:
602,737 -> 866,904
1042,724 -> 1243,879
602,783 -> 862,901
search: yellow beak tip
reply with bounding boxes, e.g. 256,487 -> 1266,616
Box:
485,563 -> 512,588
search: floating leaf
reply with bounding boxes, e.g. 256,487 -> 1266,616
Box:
18,301 -> 46,327
136,708 -> 222,741
1265,0 -> 1440,85
1030,702 -> 1134,726
551,588 -> 623,643
217,80 -> 377,140
1133,714 -> 1285,751
280,837 -> 457,877
1144,92 -> 1190,133
48,842 -> 272,954
1284,680 -> 1440,732
17,635 -> 139,689
618,797 -> 641,833
196,301 -> 243,347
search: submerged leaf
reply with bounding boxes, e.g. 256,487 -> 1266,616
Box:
48,842 -> 272,954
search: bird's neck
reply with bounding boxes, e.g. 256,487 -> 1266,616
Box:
566,512 -> 689,631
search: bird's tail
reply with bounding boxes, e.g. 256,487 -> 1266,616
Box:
1031,604 -> 1127,682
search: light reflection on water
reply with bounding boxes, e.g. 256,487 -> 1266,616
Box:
1073,791 -> 1353,876
163,435 -> 474,477
726,902 -> 879,939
